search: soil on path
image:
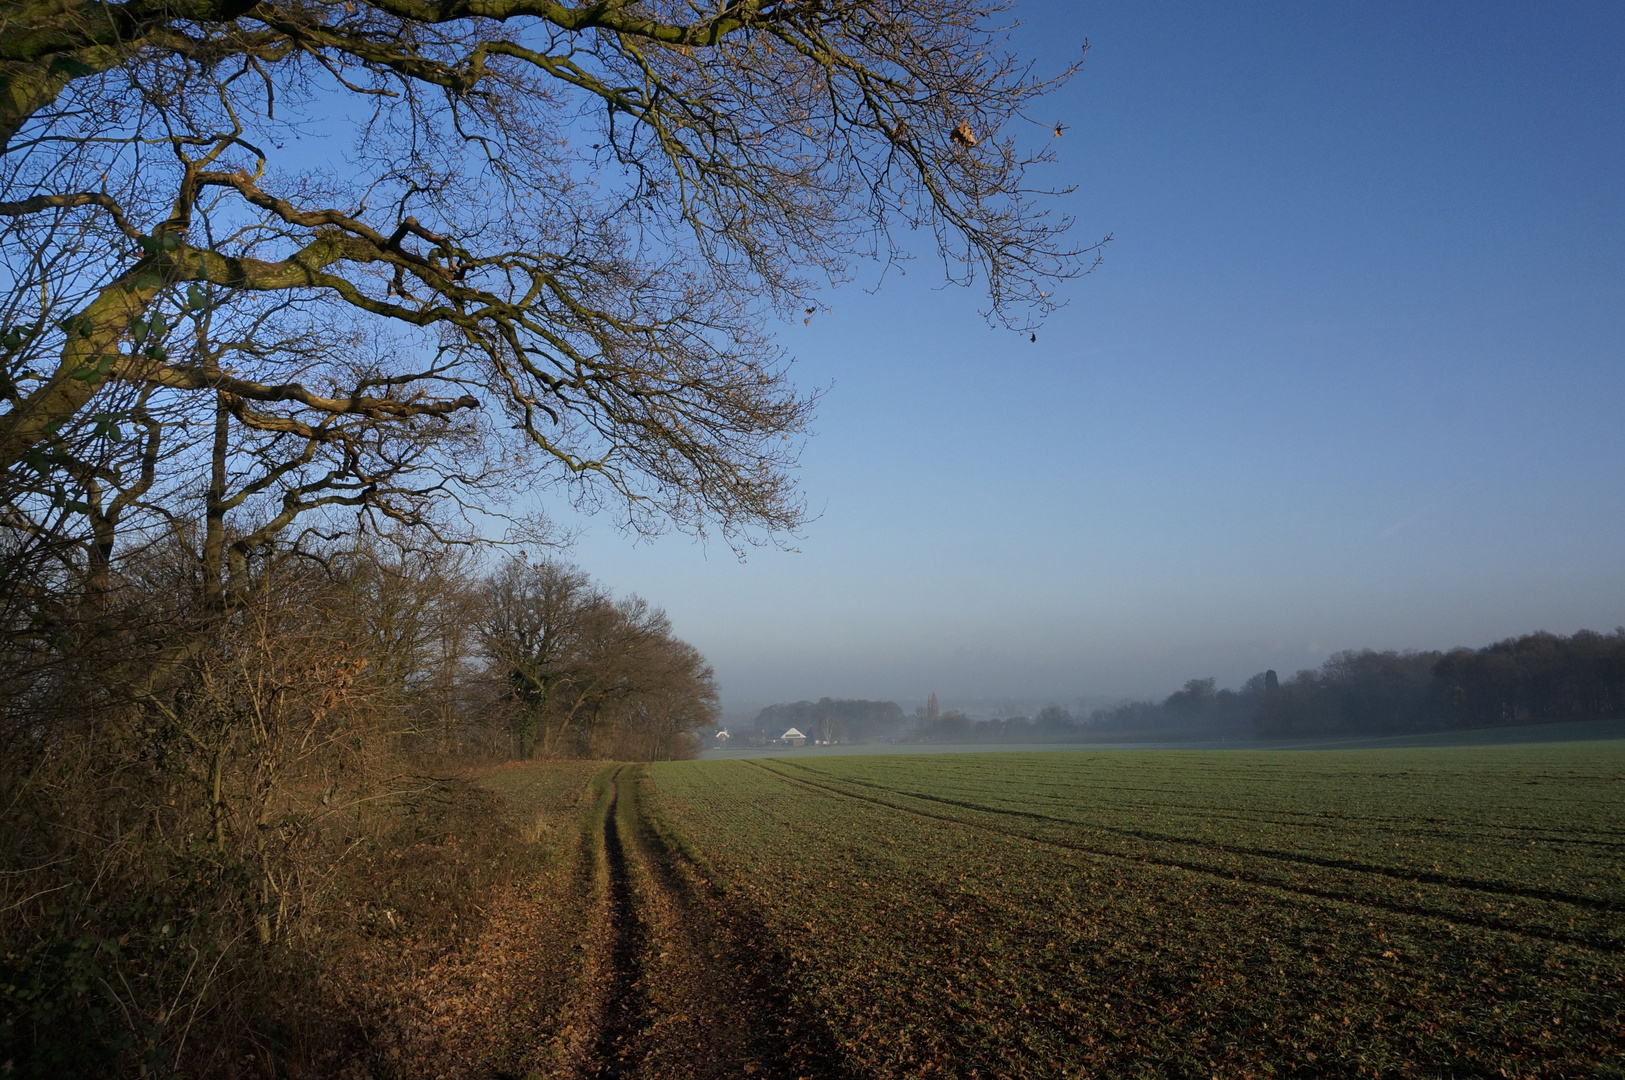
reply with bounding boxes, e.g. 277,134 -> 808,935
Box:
359,762 -> 846,1080
579,766 -> 846,1080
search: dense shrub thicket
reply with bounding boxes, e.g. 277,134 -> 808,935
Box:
0,537 -> 712,1077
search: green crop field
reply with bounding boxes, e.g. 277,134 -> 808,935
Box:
645,742 -> 1625,1078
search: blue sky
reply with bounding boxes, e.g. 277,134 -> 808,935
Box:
550,0 -> 1625,719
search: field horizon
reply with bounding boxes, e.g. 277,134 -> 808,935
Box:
350,730 -> 1625,1077
701,715 -> 1625,760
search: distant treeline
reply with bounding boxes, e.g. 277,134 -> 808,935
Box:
750,698 -> 907,743
913,704 -> 1082,743
751,628 -> 1625,747
1091,628 -> 1625,738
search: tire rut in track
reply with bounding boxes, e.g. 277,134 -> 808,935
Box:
584,771 -> 649,1079
579,766 -> 847,1080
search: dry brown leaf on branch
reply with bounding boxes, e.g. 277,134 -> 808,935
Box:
950,120 -> 978,147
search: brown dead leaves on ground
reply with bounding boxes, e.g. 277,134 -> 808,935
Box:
318,763 -> 607,1080
361,877 -> 592,1079
320,761 -> 848,1080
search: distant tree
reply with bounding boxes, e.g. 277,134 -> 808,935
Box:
816,713 -> 846,745
1035,704 -> 1075,733
1165,678 -> 1217,714
934,709 -> 973,740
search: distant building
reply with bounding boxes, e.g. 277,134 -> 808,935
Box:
777,727 -> 807,747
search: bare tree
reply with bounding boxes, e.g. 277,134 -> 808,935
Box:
476,555 -> 716,758
338,535 -> 485,753
2,0 -> 1099,569
816,711 -> 844,744
602,636 -> 718,760
477,557 -> 599,755
546,591 -> 682,754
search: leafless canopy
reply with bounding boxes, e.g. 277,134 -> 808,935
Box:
477,556 -> 717,759
1,0 -> 1098,571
